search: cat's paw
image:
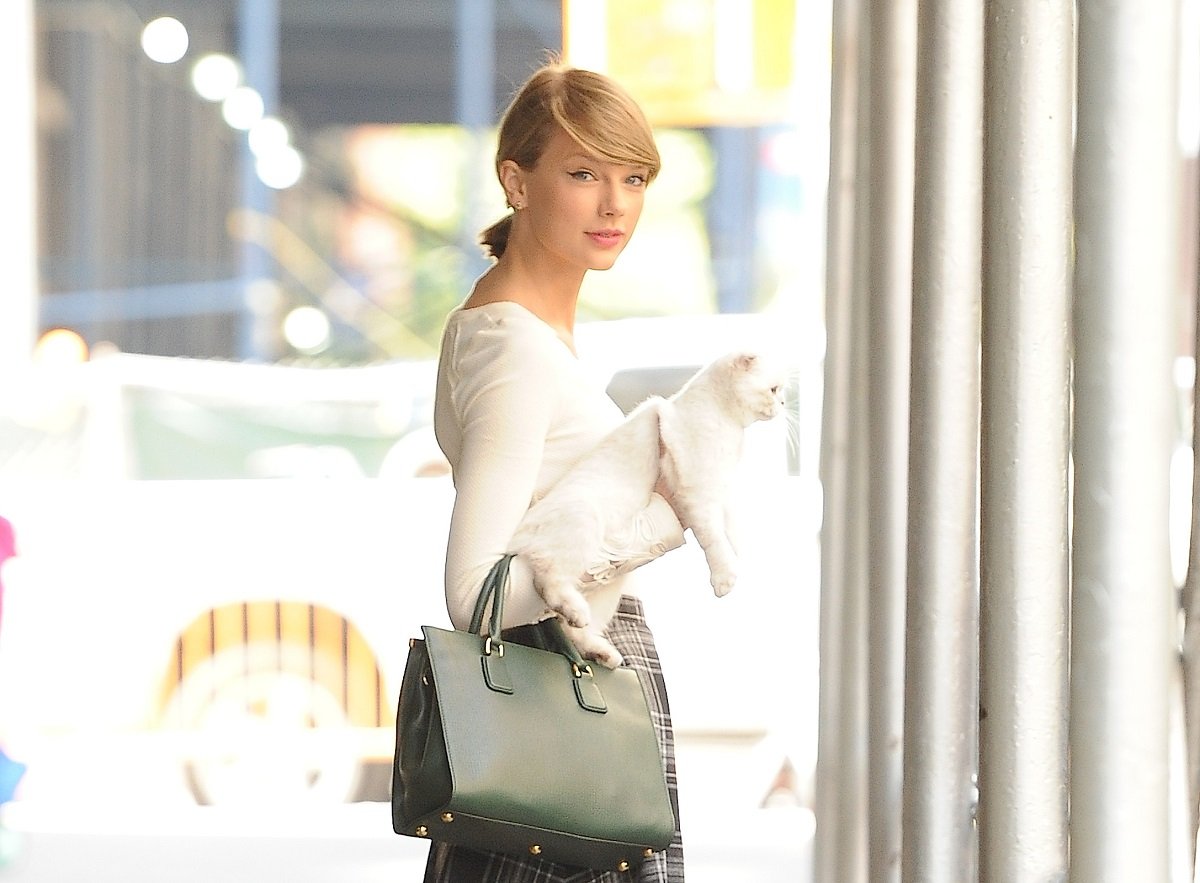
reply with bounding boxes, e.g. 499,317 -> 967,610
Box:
575,634 -> 624,669
552,595 -> 592,629
538,584 -> 592,629
710,568 -> 737,597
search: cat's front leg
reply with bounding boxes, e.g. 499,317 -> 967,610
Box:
523,555 -> 593,628
538,580 -> 592,629
687,507 -> 739,597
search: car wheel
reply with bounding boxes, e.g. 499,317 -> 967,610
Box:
163,642 -> 363,807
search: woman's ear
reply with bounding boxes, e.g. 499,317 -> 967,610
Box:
499,159 -> 526,210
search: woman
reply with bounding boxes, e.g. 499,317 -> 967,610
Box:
426,61 -> 687,882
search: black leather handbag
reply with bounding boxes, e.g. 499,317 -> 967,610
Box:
391,554 -> 675,872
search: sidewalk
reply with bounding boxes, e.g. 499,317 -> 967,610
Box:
0,800 -> 811,882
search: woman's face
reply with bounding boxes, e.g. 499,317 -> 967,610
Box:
503,127 -> 651,272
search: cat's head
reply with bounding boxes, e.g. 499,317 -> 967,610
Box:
714,351 -> 788,426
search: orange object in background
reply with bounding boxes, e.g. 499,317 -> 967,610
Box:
563,0 -> 798,127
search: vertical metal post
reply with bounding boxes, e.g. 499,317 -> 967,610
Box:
238,0 -> 279,361
816,0 -> 867,879
708,126 -> 758,313
1187,157 -> 1200,883
977,0 -> 1074,879
1071,1 -> 1180,879
0,0 -> 38,376
456,0 -> 495,285
865,0 -> 918,879
902,0 -> 983,877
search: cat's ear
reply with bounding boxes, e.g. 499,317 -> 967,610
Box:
735,352 -> 759,372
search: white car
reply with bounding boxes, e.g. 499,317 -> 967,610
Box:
0,314 -> 821,821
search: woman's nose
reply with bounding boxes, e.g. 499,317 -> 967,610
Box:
599,184 -> 624,218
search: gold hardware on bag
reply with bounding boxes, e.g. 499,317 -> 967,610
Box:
643,848 -> 654,858
528,845 -> 542,856
415,826 -> 428,837
441,812 -> 454,823
409,638 -> 416,648
617,860 -> 631,871
484,636 -> 504,657
571,662 -> 593,678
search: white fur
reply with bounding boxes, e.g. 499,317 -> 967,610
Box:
508,351 -> 786,667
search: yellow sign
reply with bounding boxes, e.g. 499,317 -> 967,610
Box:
563,0 -> 797,127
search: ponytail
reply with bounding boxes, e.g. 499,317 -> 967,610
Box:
479,213 -> 513,260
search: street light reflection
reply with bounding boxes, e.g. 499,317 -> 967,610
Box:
140,16 -> 188,65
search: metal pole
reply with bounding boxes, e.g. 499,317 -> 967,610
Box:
1071,0 -> 1180,879
238,0 -> 279,361
1178,8 -> 1200,872
708,126 -> 758,313
456,0 -> 495,286
901,0 -> 983,876
816,0 -> 867,878
977,0 -> 1074,879
1187,149 -> 1200,883
837,151 -> 872,883
865,0 -> 918,878
0,0 -> 38,376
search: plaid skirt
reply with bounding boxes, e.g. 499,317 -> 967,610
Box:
421,595 -> 686,882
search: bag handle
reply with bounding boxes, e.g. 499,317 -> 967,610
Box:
468,554 -> 515,636
465,554 -> 608,713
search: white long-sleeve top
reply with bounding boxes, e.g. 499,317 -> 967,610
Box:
433,301 -> 685,630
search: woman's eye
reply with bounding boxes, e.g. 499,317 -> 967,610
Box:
627,174 -> 647,187
570,170 -> 596,181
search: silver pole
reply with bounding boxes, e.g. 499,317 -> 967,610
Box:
237,0 -> 279,361
1070,0 -> 1180,878
816,0 -> 867,878
0,0 -> 38,375
837,161 -> 872,883
977,0 -> 1074,880
1187,189 -> 1200,877
455,0 -> 495,286
901,0 -> 983,876
865,0 -> 918,878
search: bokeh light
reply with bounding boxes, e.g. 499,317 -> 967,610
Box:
222,86 -> 265,130
191,53 -> 242,102
282,306 -> 330,353
33,328 -> 89,366
141,16 -> 189,64
248,117 -> 290,157
256,145 -> 304,190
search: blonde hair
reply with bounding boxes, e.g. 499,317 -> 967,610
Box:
479,62 -> 661,259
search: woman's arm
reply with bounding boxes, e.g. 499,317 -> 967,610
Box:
441,321 -> 559,630
581,492 -> 686,585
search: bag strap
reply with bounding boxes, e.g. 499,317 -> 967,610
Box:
463,554 -> 608,713
468,554 -> 515,636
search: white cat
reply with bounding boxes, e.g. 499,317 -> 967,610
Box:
508,351 -> 787,667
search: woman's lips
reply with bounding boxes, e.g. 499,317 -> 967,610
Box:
586,229 -> 624,248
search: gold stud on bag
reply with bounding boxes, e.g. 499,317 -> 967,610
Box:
391,555 -> 674,871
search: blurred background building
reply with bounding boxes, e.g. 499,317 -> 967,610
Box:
29,0 -> 826,364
